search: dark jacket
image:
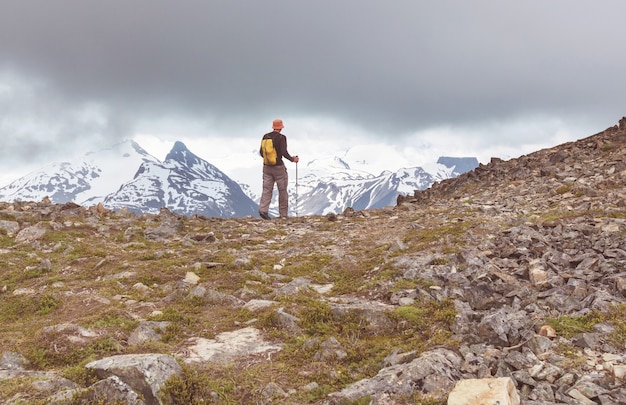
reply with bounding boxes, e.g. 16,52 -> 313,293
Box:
259,131 -> 295,166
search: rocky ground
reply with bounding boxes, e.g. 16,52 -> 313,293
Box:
0,119 -> 625,404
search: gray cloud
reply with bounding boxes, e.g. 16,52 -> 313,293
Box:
0,71 -> 132,164
0,1 -> 625,158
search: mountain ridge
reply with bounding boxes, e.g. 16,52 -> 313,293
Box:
0,140 -> 478,218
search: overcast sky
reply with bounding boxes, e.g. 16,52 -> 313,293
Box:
1,1 -> 625,186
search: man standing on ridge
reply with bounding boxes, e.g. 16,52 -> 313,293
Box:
259,118 -> 299,219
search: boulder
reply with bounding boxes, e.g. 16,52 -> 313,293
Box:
447,377 -> 520,405
85,353 -> 182,405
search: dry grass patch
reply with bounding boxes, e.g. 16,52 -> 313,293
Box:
0,376 -> 49,405
0,233 -> 15,248
403,219 -> 471,251
0,293 -> 59,324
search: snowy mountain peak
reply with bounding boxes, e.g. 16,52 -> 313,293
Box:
171,140 -> 188,151
164,141 -> 225,180
103,142 -> 258,218
0,139 -> 158,205
306,156 -> 351,170
165,141 -> 195,164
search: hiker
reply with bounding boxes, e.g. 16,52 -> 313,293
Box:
258,118 -> 299,219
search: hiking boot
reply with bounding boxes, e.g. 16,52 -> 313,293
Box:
259,212 -> 271,220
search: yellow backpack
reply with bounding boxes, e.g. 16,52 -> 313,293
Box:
261,137 -> 278,165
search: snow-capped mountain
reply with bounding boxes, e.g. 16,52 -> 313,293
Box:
0,138 -> 477,218
286,155 -> 478,216
103,141 -> 257,218
0,140 -> 158,204
0,140 -> 258,218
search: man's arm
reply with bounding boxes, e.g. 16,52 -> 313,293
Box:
280,135 -> 297,162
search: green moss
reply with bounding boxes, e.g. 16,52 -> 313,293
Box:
0,376 -> 51,405
389,278 -> 419,292
395,306 -> 427,326
0,293 -> 60,323
83,312 -> 139,332
537,209 -> 606,224
297,299 -> 335,336
402,220 -> 470,250
361,261 -> 403,291
0,234 -> 14,248
24,333 -> 123,370
546,311 -> 604,338
605,304 -> 626,347
160,323 -> 184,344
391,299 -> 457,348
160,363 -> 216,404
0,212 -> 17,221
601,144 -> 614,153
281,253 -> 335,281
552,341 -> 587,369
36,294 -> 59,315
607,209 -> 626,219
150,307 -> 189,323
262,228 -> 289,238
555,184 -> 572,194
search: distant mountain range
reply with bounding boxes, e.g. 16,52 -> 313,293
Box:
291,155 -> 475,215
0,140 -> 478,218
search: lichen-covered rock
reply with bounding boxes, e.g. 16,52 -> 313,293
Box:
327,348 -> 462,403
85,353 -> 182,405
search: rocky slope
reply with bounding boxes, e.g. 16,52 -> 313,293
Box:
0,119 -> 624,404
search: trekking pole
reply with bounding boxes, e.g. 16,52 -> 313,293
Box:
295,160 -> 299,217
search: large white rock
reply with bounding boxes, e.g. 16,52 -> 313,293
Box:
447,377 -> 520,405
178,327 -> 282,364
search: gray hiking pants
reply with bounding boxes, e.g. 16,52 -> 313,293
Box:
259,164 -> 289,217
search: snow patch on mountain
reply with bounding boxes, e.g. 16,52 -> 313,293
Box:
0,140 -> 158,205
